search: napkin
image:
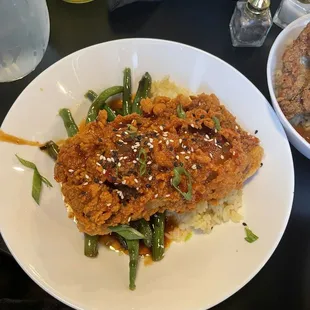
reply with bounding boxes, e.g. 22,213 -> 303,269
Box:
108,0 -> 162,11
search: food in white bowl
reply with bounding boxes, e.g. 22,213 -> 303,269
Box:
0,39 -> 294,310
267,14 -> 310,159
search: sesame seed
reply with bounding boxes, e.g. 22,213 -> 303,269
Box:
116,134 -> 121,137
176,155 -> 179,160
136,187 -> 139,190
134,178 -> 138,183
123,156 -> 128,159
217,145 -> 222,149
133,160 -> 137,163
215,129 -> 218,133
122,180 -> 126,184
204,138 -> 208,142
118,139 -> 124,143
165,194 -> 170,197
99,181 -> 103,184
191,147 -> 194,152
107,158 -> 112,162
128,217 -> 131,222
163,132 -> 168,137
155,194 -> 158,198
214,138 -> 217,144
96,154 -> 100,157
187,151 -> 191,154
232,151 -> 236,155
179,139 -> 182,144
107,203 -> 111,207
148,176 -> 153,181
190,124 -> 195,128
205,134 -> 210,139
166,140 -> 170,146
147,161 -> 152,165
209,153 -> 213,158
96,162 -> 101,167
170,139 -> 174,142
85,174 -> 89,179
133,149 -> 137,152
220,155 -> 224,159
185,156 -> 190,160
83,182 -> 88,186
158,140 -> 162,144
119,157 -> 124,160
159,126 -> 164,131
117,162 -> 121,167
191,164 -> 197,169
111,157 -> 115,162
103,169 -> 106,174
180,151 -> 185,154
68,169 -> 74,173
149,138 -> 153,143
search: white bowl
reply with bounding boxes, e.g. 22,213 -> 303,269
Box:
0,39 -> 294,310
267,14 -> 310,159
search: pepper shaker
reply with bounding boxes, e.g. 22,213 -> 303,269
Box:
229,0 -> 273,47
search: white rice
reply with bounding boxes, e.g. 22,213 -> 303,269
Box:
152,77 -> 243,241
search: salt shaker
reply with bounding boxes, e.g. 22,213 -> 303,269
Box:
229,0 -> 272,47
273,0 -> 310,29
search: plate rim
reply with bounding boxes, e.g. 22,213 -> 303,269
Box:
0,38 -> 295,310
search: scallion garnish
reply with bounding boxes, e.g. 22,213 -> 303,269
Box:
171,166 -> 192,201
212,116 -> 221,131
109,224 -> 145,240
15,154 -> 52,205
177,103 -> 186,119
244,227 -> 259,243
138,148 -> 147,176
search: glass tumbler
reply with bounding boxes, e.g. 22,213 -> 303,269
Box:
0,0 -> 50,82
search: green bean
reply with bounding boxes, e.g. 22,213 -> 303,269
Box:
151,213 -> 165,261
122,68 -> 132,116
40,141 -> 59,161
115,234 -> 128,250
132,72 -> 152,115
84,234 -> 99,257
59,109 -> 79,137
86,86 -> 123,123
84,90 -> 98,102
103,105 -> 117,122
127,239 -> 139,290
212,116 -> 221,131
137,219 -> 152,248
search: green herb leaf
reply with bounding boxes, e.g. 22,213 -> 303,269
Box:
15,154 -> 53,205
138,148 -> 147,176
212,116 -> 221,131
15,154 -> 37,169
177,103 -> 186,119
171,167 -> 192,201
109,224 -> 145,240
32,169 -> 42,205
244,227 -> 259,243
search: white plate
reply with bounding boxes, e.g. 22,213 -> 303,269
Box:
0,39 -> 294,310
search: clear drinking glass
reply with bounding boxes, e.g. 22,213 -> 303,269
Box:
0,0 -> 50,82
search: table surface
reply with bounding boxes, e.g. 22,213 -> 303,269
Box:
1,0 -> 310,309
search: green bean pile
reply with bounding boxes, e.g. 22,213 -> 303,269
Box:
43,68 -> 166,290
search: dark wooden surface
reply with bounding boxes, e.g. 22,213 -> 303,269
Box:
1,0 -> 310,309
